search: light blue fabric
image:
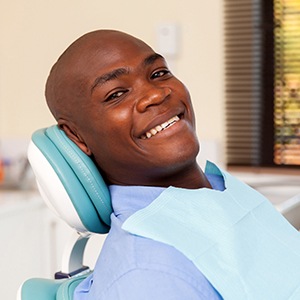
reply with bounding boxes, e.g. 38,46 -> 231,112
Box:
123,161 -> 300,300
74,177 -> 224,300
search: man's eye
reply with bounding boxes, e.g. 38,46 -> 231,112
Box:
106,90 -> 127,101
151,69 -> 171,79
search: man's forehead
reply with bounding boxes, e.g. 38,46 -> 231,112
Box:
48,30 -> 158,98
46,30 -> 155,118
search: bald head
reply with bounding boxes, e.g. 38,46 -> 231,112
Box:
45,30 -> 152,121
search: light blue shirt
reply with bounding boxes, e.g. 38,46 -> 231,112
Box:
74,174 -> 224,299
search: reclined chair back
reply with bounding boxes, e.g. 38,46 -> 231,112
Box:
18,125 -> 113,300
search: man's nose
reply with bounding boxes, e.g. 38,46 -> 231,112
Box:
135,85 -> 172,113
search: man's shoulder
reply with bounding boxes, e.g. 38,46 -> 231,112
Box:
74,217 -> 221,300
93,217 -> 206,286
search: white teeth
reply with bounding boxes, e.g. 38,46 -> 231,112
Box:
161,121 -> 169,129
155,125 -> 163,132
142,115 -> 180,139
150,128 -> 157,135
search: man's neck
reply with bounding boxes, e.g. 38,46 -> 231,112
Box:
106,161 -> 211,189
155,163 -> 212,189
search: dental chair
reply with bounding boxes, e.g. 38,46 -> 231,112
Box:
17,125 -> 113,300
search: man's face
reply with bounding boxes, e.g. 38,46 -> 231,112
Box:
64,32 -> 200,186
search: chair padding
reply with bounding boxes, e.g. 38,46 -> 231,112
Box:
28,125 -> 112,233
19,278 -> 61,300
19,274 -> 90,300
56,274 -> 89,300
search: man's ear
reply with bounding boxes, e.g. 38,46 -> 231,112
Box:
58,121 -> 92,156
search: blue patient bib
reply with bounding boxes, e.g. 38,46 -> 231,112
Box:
123,162 -> 300,300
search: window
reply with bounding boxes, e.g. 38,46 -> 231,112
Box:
274,0 -> 300,165
225,0 -> 300,167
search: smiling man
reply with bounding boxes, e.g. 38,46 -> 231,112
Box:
45,29 -> 300,300
46,30 -> 211,190
45,29 -> 222,299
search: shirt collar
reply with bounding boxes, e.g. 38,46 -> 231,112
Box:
109,185 -> 165,221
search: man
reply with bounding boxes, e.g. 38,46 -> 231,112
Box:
45,30 -> 300,299
45,29 -> 222,299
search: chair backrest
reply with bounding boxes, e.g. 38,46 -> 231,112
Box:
19,125 -> 113,300
28,125 -> 113,234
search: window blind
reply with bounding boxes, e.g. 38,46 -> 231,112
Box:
225,0 -> 300,167
225,0 -> 264,165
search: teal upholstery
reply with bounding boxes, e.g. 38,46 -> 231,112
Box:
20,273 -> 90,300
31,126 -> 112,233
20,278 -> 61,300
20,125 -> 111,300
56,274 -> 90,300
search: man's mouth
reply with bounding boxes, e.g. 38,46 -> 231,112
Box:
140,115 -> 181,139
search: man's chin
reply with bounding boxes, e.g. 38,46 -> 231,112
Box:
150,142 -> 200,172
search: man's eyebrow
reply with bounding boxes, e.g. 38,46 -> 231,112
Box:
91,68 -> 129,92
143,53 -> 165,67
91,53 -> 164,93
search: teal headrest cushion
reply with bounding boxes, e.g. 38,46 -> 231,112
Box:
30,125 -> 112,234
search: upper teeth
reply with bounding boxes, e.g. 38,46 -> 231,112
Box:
141,115 -> 180,139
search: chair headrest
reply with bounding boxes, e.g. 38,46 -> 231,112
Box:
28,125 -> 112,234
